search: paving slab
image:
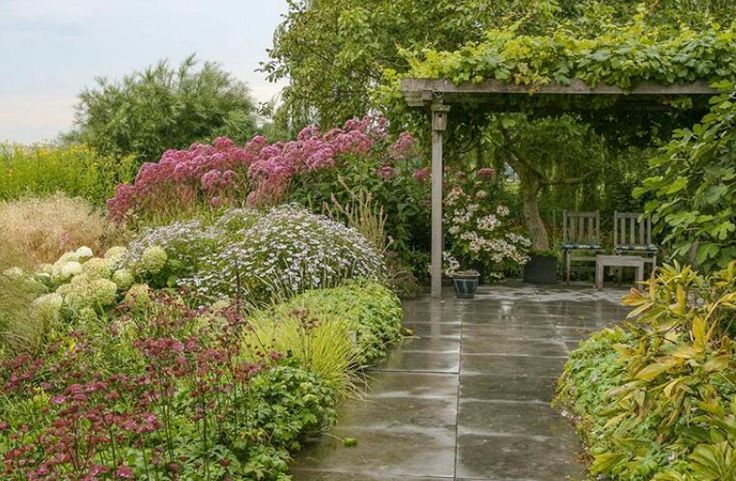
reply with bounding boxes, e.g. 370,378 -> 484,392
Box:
460,374 -> 559,403
290,284 -> 628,480
456,433 -> 584,481
462,338 -> 567,356
296,428 -> 456,478
291,472 -> 449,481
363,372 -> 459,399
373,350 -> 460,373
458,400 -> 580,438
461,354 -> 567,377
337,396 -> 457,432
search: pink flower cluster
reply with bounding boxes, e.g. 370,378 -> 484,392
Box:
107,115 -> 418,221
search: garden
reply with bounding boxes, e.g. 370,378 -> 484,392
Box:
2,1 -> 736,480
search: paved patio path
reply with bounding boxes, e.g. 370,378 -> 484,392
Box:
290,284 -> 629,481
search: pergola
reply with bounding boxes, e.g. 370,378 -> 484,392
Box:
400,78 -> 719,298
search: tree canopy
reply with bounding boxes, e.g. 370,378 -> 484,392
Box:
69,55 -> 257,165
266,0 -> 736,128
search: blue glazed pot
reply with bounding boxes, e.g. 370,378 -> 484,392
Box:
452,272 -> 480,299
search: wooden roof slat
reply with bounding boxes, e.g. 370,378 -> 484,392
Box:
401,78 -> 719,109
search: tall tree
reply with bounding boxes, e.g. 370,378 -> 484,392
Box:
263,0 -> 565,129
68,55 -> 257,165
265,0 -> 733,128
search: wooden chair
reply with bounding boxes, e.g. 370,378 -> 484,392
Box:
562,210 -> 602,284
613,211 -> 658,269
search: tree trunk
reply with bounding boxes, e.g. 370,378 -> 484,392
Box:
518,170 -> 550,251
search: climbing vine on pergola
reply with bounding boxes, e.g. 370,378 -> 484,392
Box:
383,17 -> 736,297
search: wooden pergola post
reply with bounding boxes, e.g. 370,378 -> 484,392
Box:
431,104 -> 450,299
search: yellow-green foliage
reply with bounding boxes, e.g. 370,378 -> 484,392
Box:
557,263 -> 736,481
0,194 -> 111,265
395,17 -> 736,89
0,143 -> 135,205
243,307 -> 356,393
242,282 -> 403,395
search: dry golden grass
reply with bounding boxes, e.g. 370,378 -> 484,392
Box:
0,193 -> 111,265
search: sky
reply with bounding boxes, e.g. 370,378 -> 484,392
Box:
0,0 -> 289,143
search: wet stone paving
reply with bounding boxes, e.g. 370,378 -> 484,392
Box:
290,284 -> 630,481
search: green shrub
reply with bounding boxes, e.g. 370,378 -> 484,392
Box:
68,55 -> 257,165
0,143 -> 135,205
557,262 -> 736,481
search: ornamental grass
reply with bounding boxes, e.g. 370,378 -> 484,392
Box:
0,194 -> 111,266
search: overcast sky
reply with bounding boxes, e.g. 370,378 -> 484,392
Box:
0,0 -> 289,143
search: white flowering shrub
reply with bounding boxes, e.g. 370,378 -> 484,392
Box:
171,205 -> 385,304
444,185 -> 530,280
30,245 -> 142,317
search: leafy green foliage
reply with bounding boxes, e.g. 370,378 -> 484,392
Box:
290,152 -> 430,276
557,262 -> 736,481
267,1 -> 735,129
636,87 -> 736,272
68,55 -> 256,165
0,143 -> 135,205
400,17 -> 736,88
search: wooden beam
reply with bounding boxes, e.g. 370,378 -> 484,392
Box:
401,78 -> 718,99
431,104 -> 450,299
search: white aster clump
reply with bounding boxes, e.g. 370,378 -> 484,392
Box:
128,220 -> 223,279
183,204 -> 385,303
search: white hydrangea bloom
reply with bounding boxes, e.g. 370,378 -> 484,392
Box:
75,246 -> 94,259
60,261 -> 83,279
32,293 -> 63,321
104,246 -> 130,271
3,267 -> 25,279
112,269 -> 135,290
81,257 -> 111,279
124,283 -> 151,308
138,246 -> 167,274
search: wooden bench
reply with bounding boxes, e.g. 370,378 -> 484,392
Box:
595,255 -> 644,290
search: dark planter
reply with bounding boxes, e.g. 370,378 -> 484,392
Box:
523,255 -> 558,284
452,272 -> 480,299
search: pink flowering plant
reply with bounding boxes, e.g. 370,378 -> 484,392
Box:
443,170 -> 531,281
288,118 -> 431,273
106,116 -> 427,228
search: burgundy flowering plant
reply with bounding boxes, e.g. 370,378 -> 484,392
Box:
0,292 -> 332,481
